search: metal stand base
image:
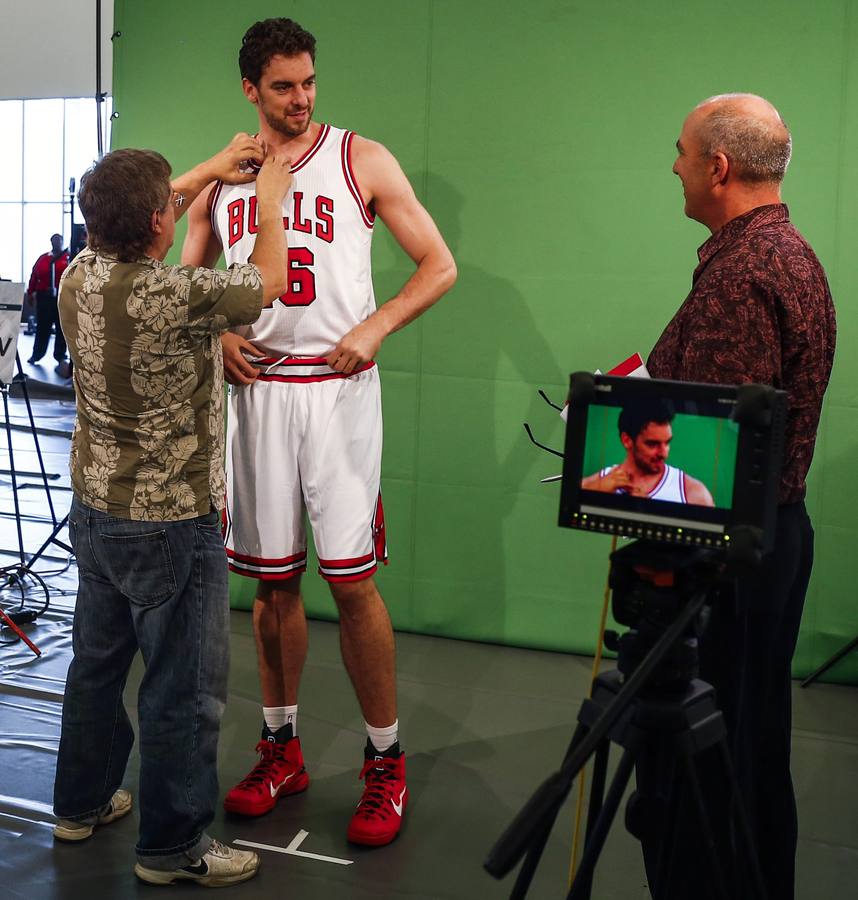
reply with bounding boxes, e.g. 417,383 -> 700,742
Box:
800,634 -> 858,687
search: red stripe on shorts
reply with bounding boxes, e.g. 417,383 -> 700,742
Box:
227,548 -> 307,566
318,552 -> 375,570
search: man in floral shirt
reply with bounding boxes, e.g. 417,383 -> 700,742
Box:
53,136 -> 293,888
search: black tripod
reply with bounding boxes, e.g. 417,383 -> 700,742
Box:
485,541 -> 767,900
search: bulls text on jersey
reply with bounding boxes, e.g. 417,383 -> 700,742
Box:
226,192 -> 335,248
211,125 -> 377,358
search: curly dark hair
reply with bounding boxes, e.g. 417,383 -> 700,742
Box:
78,149 -> 172,262
239,18 -> 317,85
618,401 -> 675,441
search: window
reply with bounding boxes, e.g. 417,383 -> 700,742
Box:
0,97 -> 111,284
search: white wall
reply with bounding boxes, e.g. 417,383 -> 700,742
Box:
0,0 -> 113,100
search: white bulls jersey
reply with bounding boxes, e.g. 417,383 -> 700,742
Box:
601,464 -> 688,503
210,123 -> 376,357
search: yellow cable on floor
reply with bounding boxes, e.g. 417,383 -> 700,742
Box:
568,535 -> 616,889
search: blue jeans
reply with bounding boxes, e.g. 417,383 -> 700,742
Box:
54,497 -> 230,868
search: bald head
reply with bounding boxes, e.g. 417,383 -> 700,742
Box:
689,93 -> 792,184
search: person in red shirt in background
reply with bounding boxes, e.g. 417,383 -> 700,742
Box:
26,233 -> 70,370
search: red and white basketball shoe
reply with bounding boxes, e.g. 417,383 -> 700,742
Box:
223,726 -> 309,817
346,742 -> 408,846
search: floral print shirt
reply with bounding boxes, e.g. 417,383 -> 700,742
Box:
648,204 -> 836,504
59,248 -> 262,520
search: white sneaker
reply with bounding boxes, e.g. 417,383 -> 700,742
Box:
53,789 -> 133,841
134,839 -> 260,887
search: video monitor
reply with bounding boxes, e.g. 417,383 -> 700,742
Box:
559,374 -> 786,554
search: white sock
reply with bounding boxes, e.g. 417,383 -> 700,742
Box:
263,705 -> 298,735
366,719 -> 398,753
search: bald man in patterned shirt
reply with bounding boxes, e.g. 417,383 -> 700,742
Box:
640,93 -> 835,900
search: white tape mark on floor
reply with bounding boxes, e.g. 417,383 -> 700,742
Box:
235,830 -> 354,866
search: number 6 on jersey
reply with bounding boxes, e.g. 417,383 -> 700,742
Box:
279,246 -> 316,306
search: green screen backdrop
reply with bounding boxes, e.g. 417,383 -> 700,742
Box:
111,0 -> 858,683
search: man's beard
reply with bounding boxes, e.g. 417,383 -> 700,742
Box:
634,454 -> 665,476
263,105 -> 312,138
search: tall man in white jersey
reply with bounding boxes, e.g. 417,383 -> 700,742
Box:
182,18 -> 456,847
581,402 -> 715,506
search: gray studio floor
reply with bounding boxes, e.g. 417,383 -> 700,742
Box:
1,331 -> 857,899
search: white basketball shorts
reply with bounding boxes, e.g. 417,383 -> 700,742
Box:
224,357 -> 387,583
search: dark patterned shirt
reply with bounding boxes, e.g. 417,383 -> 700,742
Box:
647,204 -> 836,504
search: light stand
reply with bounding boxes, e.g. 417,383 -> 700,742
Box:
0,354 -> 73,652
800,634 -> 858,687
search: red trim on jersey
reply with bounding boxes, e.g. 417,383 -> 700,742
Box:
227,548 -> 307,566
341,131 -> 375,229
258,372 -> 374,384
252,355 -> 363,366
253,357 -> 376,383
291,123 -> 330,173
373,493 -> 388,564
647,467 -> 669,498
680,471 -> 688,503
211,125 -> 328,242
209,180 -> 225,240
318,552 -> 375,569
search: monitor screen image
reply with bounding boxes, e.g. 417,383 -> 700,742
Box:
580,404 -> 738,511
559,374 -> 786,551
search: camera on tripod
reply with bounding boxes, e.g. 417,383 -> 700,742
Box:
567,372 -> 785,691
559,371 -> 786,557
485,373 -> 787,900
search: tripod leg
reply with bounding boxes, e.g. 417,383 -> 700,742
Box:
648,750 -> 682,899
568,744 -> 638,900
653,764 -> 725,900
573,738 -> 610,899
509,810 -> 562,900
583,737 -> 609,844
680,750 -> 731,900
489,722 -> 591,896
716,740 -> 768,900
